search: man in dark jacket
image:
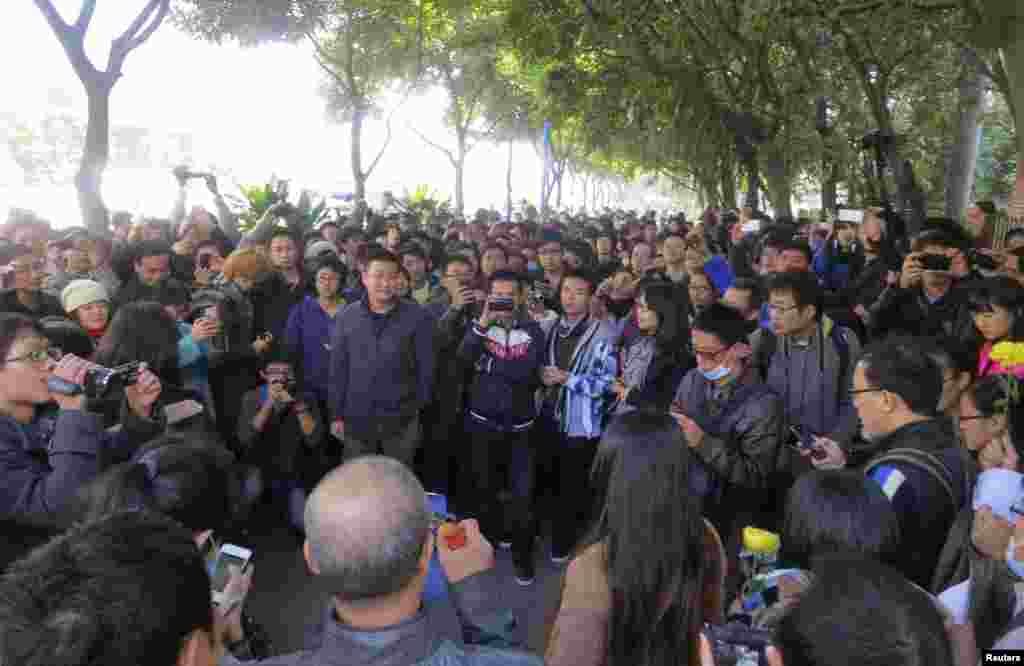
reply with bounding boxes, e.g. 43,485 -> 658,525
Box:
672,303 -> 783,542
867,229 -> 974,341
329,247 -> 435,467
812,336 -> 969,590
245,456 -> 540,666
458,270 -> 545,585
111,240 -> 186,310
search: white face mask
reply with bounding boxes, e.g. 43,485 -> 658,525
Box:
700,365 -> 730,382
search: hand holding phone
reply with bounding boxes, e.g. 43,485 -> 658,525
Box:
211,544 -> 253,610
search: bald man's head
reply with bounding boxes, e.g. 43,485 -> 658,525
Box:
304,456 -> 429,602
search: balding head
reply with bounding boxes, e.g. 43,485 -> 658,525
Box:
304,456 -> 429,603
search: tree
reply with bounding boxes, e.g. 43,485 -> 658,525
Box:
312,0 -> 425,219
32,1 -> 172,233
409,1 -> 521,215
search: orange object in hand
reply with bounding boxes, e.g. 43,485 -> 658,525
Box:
438,521 -> 467,550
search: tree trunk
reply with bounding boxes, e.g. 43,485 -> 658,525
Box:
351,108 -> 367,211
741,153 -> 761,211
77,81 -> 113,234
720,163 -> 737,209
555,165 -> 564,209
761,144 -> 794,220
945,50 -> 988,221
505,140 -> 513,222
1004,39 -> 1024,154
454,130 -> 466,215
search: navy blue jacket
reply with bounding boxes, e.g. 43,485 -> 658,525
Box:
0,404 -> 163,569
329,299 -> 436,441
458,318 -> 545,431
865,418 -> 969,590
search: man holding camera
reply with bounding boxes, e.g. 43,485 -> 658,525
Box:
457,270 -> 545,585
238,353 -> 323,533
868,229 -> 974,341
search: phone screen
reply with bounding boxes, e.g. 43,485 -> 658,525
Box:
211,548 -> 250,593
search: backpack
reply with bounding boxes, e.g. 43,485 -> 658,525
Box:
754,324 -> 853,408
865,447 -> 965,511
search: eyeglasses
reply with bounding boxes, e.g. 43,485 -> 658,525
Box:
767,303 -> 801,314
694,347 -> 728,363
4,347 -> 62,365
849,387 -> 884,396
957,413 -> 989,422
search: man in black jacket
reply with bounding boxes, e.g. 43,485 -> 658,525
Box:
810,337 -> 969,590
112,240 -> 185,311
329,247 -> 435,467
458,270 -> 545,585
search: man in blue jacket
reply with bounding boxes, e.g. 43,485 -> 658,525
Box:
458,270 -> 546,585
329,247 -> 435,467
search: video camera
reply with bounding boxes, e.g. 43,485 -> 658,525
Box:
48,360 -> 144,400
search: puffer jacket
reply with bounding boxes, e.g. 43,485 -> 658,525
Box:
0,403 -> 164,570
223,571 -> 542,666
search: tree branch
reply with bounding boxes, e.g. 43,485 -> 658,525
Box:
124,0 -> 170,52
308,34 -> 353,97
75,0 -> 97,32
33,0 -> 70,36
365,92 -> 412,180
108,0 -> 170,75
408,124 -> 457,167
118,0 -> 161,47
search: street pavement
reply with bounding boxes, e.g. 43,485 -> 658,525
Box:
242,510 -> 564,658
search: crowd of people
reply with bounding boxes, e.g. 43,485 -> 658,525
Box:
0,175 -> 1023,666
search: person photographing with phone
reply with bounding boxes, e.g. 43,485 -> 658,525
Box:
457,270 -> 546,585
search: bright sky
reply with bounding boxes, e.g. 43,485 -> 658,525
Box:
0,1 -> 643,226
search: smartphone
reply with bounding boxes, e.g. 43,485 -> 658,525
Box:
210,543 -> 252,605
837,208 -> 864,224
919,254 -> 952,272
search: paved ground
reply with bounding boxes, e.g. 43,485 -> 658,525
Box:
242,510 -> 564,657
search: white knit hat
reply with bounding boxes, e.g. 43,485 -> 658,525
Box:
61,279 -> 109,314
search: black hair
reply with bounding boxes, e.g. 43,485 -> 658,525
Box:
558,268 -> 599,295
71,435 -> 236,533
338,227 -> 366,243
729,277 -> 763,310
362,246 -> 400,272
487,269 -> 527,291
691,302 -> 750,348
585,410 -> 706,666
268,227 -> 299,246
781,470 -> 901,570
638,281 -> 687,356
441,253 -> 474,275
911,228 -> 962,253
859,336 -> 943,416
967,374 -> 1024,461
775,555 -> 954,666
781,239 -> 814,265
0,313 -> 43,364
131,240 -> 172,262
767,270 -> 822,318
0,510 -> 213,666
397,243 -> 428,263
968,276 -> 1024,341
39,315 -> 95,360
95,301 -> 180,383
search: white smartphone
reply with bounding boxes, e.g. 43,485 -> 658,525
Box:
741,220 -> 761,234
837,209 -> 864,223
210,543 -> 252,606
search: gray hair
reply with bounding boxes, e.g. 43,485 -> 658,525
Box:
304,456 -> 429,602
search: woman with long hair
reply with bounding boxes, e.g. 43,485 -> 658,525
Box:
546,410 -> 722,666
969,276 -> 1024,379
611,282 -> 691,414
959,375 -> 1022,473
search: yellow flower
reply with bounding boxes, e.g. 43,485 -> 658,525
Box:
991,342 -> 1024,368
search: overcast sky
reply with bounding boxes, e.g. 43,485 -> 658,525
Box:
1,1 -> 557,224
